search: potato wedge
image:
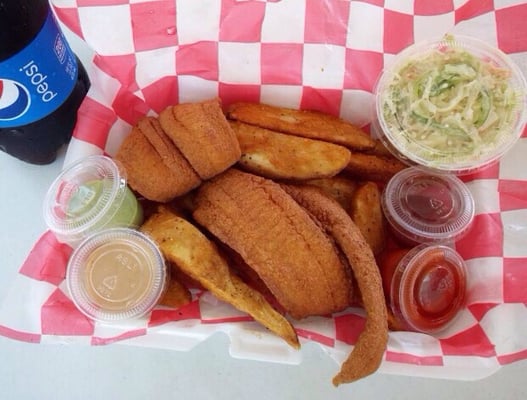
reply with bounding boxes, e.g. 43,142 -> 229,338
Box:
367,139 -> 395,159
303,176 -> 358,212
349,182 -> 386,255
227,102 -> 376,151
345,151 -> 407,182
141,208 -> 299,349
231,121 -> 351,180
158,277 -> 193,309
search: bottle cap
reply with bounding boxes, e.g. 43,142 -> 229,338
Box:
66,228 -> 167,322
382,166 -> 474,245
43,155 -> 143,247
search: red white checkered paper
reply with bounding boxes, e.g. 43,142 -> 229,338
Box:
1,0 -> 527,379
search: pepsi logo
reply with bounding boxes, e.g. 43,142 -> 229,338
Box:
0,78 -> 31,122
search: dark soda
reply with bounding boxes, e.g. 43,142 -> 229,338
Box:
0,0 -> 90,164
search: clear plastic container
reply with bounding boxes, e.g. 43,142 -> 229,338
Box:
385,244 -> 467,334
66,228 -> 167,322
374,35 -> 527,175
382,166 -> 474,245
43,155 -> 143,248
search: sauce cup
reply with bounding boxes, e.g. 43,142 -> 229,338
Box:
381,166 -> 475,246
66,228 -> 167,322
381,244 -> 467,334
43,155 -> 143,248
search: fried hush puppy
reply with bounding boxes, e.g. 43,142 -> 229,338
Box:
192,169 -> 354,320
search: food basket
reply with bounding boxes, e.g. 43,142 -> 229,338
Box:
1,0 -> 527,381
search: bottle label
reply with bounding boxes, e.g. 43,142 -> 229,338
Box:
0,10 -> 78,128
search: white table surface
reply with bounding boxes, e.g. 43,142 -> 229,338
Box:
1,24 -> 526,400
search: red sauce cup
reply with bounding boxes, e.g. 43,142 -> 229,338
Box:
381,166 -> 475,246
381,244 -> 467,334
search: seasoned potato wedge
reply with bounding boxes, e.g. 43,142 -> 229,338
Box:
227,102 -> 376,151
345,151 -> 407,182
141,207 -> 299,349
303,176 -> 358,212
367,139 -> 395,159
231,120 -> 351,180
349,182 -> 386,255
158,276 -> 193,309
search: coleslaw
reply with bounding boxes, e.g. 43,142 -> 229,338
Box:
376,36 -> 526,173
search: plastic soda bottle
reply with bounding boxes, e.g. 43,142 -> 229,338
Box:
0,0 -> 90,164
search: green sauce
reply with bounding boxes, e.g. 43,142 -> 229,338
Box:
67,179 -> 143,233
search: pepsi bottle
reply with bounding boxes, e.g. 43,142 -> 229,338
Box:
0,0 -> 90,164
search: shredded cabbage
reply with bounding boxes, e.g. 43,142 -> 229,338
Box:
382,40 -> 518,163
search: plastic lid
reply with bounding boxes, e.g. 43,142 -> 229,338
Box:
391,244 -> 467,334
43,155 -> 131,246
66,228 -> 167,322
382,166 -> 474,244
374,35 -> 527,175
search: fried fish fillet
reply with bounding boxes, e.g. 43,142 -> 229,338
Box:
230,120 -> 351,180
227,102 -> 376,151
139,116 -> 201,182
159,98 -> 241,180
115,126 -> 199,202
281,185 -> 388,385
141,207 -> 299,349
192,169 -> 354,319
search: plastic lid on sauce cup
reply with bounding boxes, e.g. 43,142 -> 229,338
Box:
390,244 -> 467,334
382,166 -> 474,245
66,228 -> 167,322
43,155 -> 143,248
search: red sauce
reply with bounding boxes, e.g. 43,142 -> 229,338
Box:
380,245 -> 466,333
404,176 -> 455,222
379,247 -> 409,299
381,167 -> 475,247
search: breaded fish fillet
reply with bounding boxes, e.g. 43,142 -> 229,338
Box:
282,185 -> 388,385
141,207 -> 299,349
115,126 -> 199,202
159,98 -> 241,180
192,169 -> 353,319
139,116 -> 201,184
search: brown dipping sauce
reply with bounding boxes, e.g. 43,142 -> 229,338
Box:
67,228 -> 166,322
83,239 -> 155,312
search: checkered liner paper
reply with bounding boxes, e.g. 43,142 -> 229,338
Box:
1,0 -> 526,380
